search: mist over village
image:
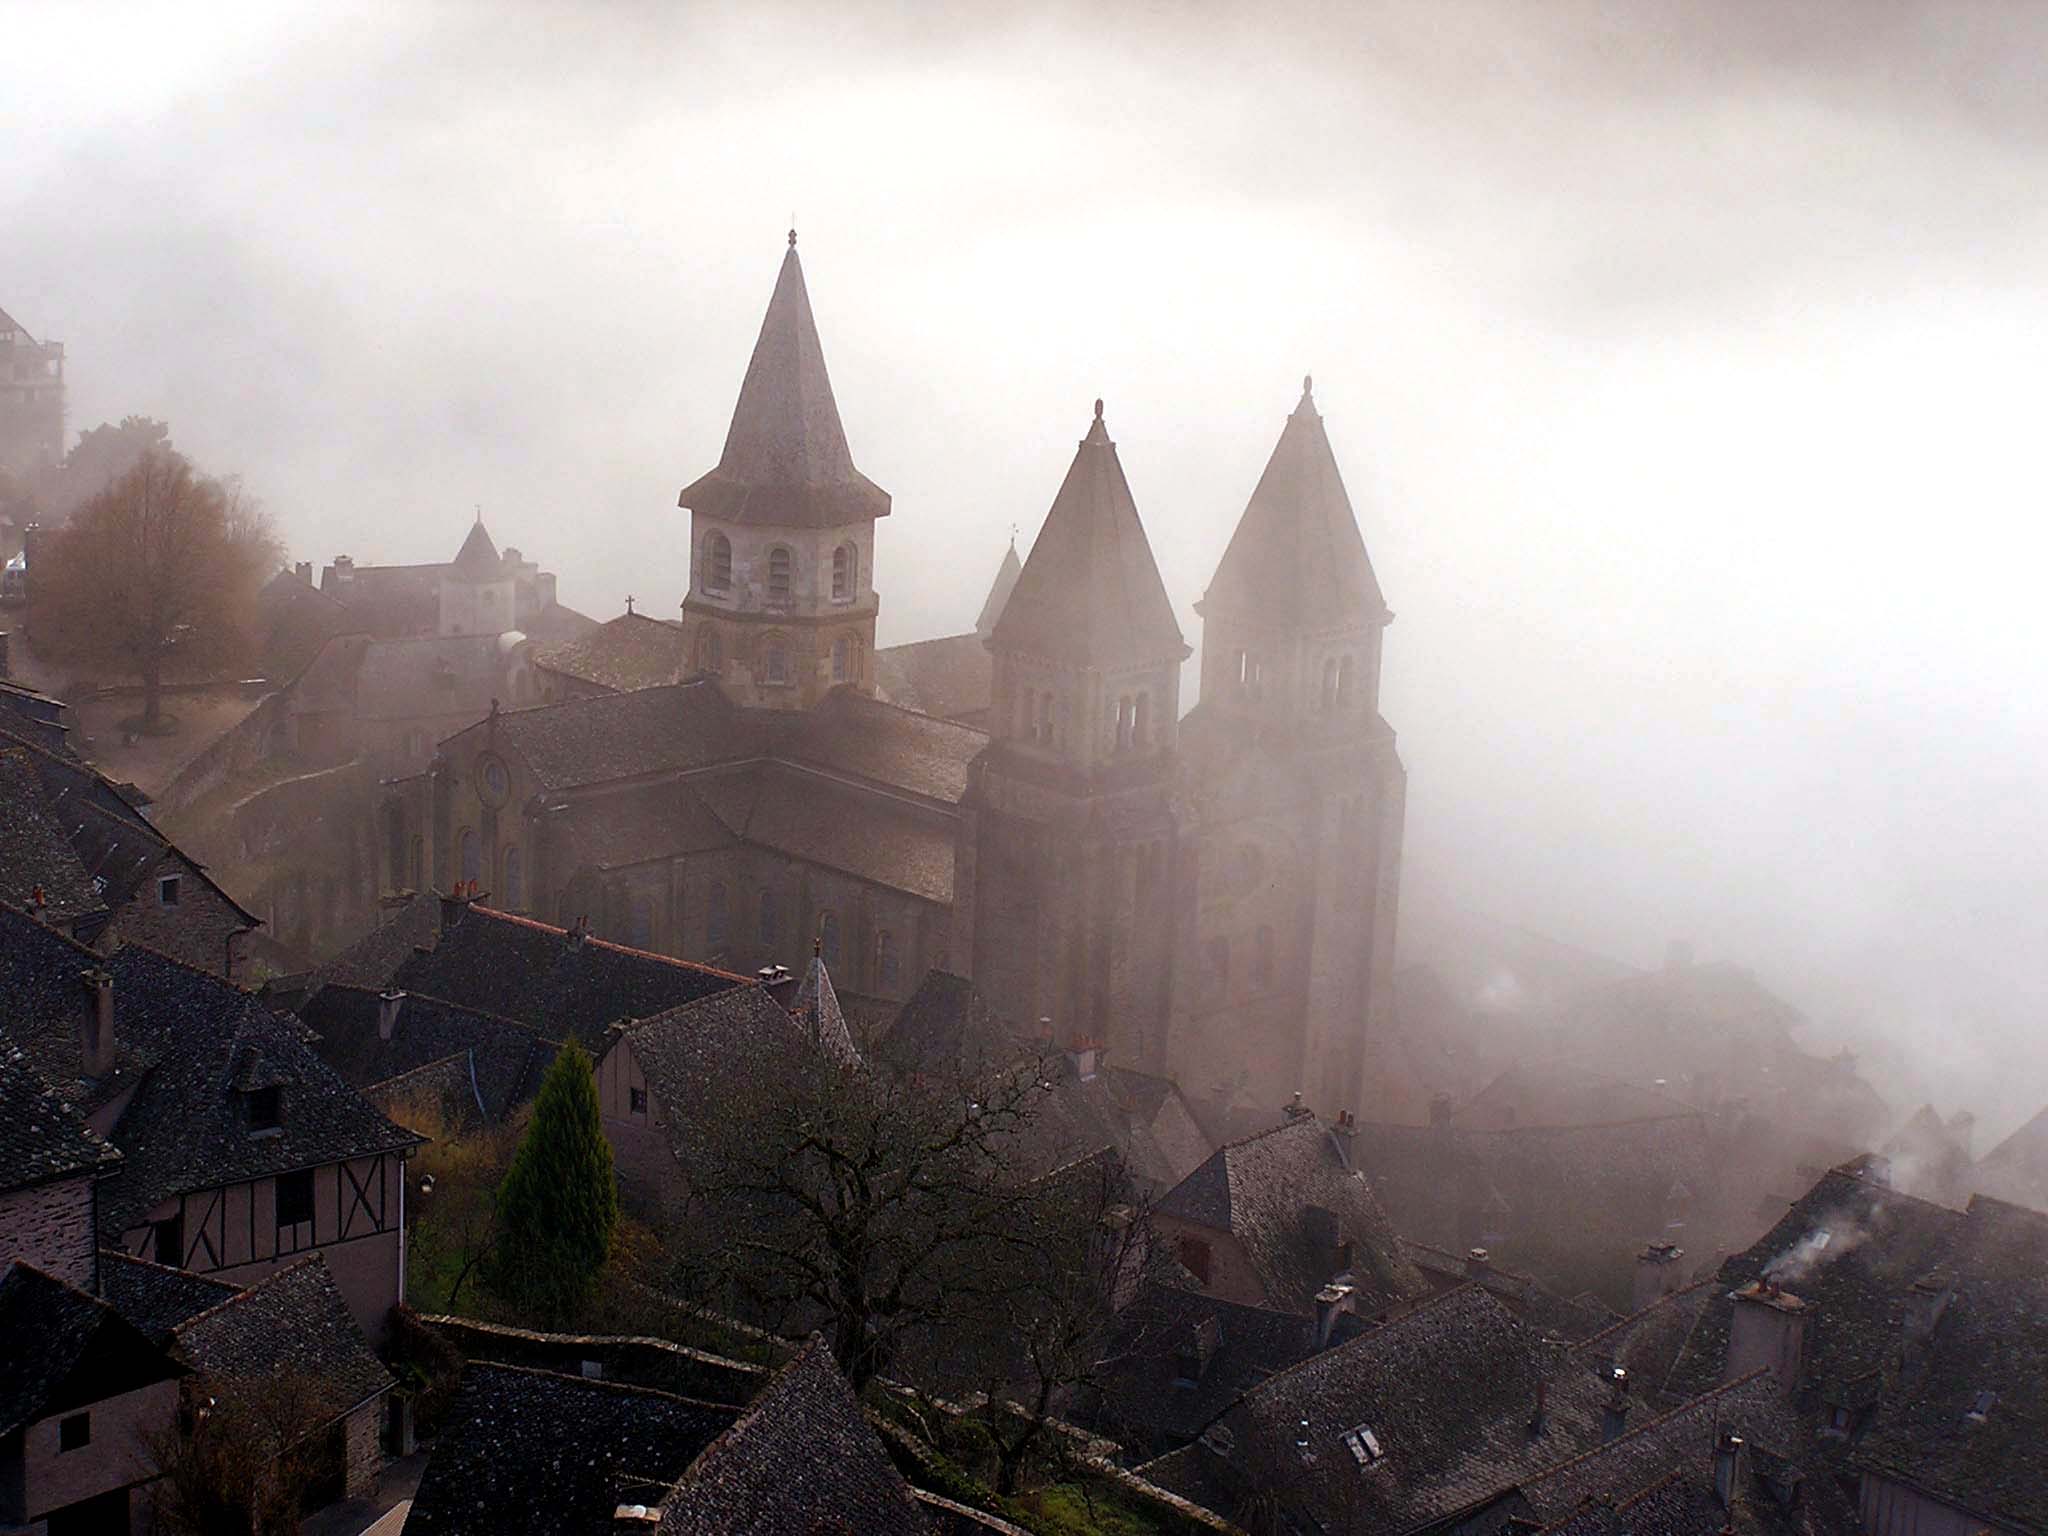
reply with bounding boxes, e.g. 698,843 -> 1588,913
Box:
3,4 -> 2045,1534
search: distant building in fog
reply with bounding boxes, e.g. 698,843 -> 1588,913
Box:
0,304 -> 65,475
380,235 -> 1408,1124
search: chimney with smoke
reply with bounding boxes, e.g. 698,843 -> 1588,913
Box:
1725,1280 -> 1811,1394
1313,1281 -> 1354,1349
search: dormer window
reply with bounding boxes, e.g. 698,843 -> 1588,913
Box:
1342,1423 -> 1386,1467
1967,1390 -> 1996,1423
247,1086 -> 283,1133
157,874 -> 181,907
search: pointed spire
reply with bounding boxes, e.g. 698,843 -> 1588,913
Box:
678,237 -> 890,529
792,951 -> 860,1070
974,540 -> 1023,640
1202,378 -> 1386,625
992,401 -> 1188,669
449,518 -> 500,578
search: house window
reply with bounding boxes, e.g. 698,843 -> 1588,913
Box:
276,1168 -> 314,1230
876,929 -> 899,990
1178,1235 -> 1213,1286
757,889 -> 779,948
818,909 -> 840,968
762,640 -> 789,685
59,1413 -> 90,1452
153,1213 -> 183,1266
832,544 -> 855,602
707,881 -> 728,945
629,1086 -> 648,1116
157,873 -> 181,906
459,828 -> 481,886
767,546 -> 793,605
1253,926 -> 1275,989
503,846 -> 523,910
702,532 -> 732,592
247,1086 -> 283,1133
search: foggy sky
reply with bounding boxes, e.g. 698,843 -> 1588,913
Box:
6,1 -> 2044,1138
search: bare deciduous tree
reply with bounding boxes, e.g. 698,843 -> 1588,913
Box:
35,446 -> 279,729
147,1370 -> 334,1536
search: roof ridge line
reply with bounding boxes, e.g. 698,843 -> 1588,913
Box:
1515,1367 -> 1776,1493
466,904 -> 754,984
317,980 -> 551,1037
1569,1278 -> 1716,1353
460,1357 -> 739,1409
1241,1281 -> 1496,1393
168,1251 -> 327,1338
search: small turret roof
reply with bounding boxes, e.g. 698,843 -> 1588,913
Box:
993,402 -> 1187,669
449,518 -> 502,579
973,541 -> 1022,640
1202,378 -> 1387,625
679,236 -> 891,529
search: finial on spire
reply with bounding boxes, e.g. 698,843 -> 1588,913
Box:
625,594 -> 635,616
788,226 -> 798,249
1093,398 -> 1104,421
1302,373 -> 1314,398
474,503 -> 482,524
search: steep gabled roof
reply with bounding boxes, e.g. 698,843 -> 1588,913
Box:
620,985 -> 815,1178
449,518 -> 502,578
1201,378 -> 1386,624
534,612 -> 697,694
0,1037 -> 121,1194
297,983 -> 558,1124
0,1261 -> 179,1438
879,970 -> 1017,1080
170,1253 -> 392,1420
974,540 -> 1023,640
993,402 -> 1187,670
658,1335 -> 931,1534
99,1252 -> 238,1345
406,1363 -> 737,1536
791,953 -> 860,1069
678,238 -> 891,529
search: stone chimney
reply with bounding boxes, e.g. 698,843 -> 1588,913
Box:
1726,1280 -> 1811,1394
755,964 -> 796,1006
1065,1037 -> 1099,1081
80,968 -> 115,1078
1283,1090 -> 1311,1122
1465,1247 -> 1493,1283
1601,1365 -> 1631,1441
294,561 -> 313,585
1313,1282 -> 1354,1349
1713,1432 -> 1745,1509
378,989 -> 406,1042
330,554 -> 355,591
1633,1241 -> 1686,1312
0,629 -> 10,680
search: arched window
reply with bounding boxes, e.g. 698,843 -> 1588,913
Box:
1134,692 -> 1151,747
757,888 -> 779,948
1336,654 -> 1356,709
459,828 -> 480,887
767,546 -> 793,605
629,893 -> 654,950
818,909 -> 840,967
832,544 -> 856,602
876,929 -> 899,990
707,881 -> 728,945
832,636 -> 851,684
503,846 -> 524,910
702,532 -> 732,592
762,639 -> 789,685
1254,925 -> 1275,989
696,624 -> 723,676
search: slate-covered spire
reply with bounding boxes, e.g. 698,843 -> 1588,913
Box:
992,400 -> 1187,669
792,947 -> 860,1070
678,234 -> 891,529
1202,376 -> 1386,625
973,539 -> 1023,641
449,517 -> 501,579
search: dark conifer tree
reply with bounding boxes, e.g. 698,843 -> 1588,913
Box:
487,1041 -> 618,1322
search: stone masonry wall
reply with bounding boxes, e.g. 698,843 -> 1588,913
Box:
0,1175 -> 96,1289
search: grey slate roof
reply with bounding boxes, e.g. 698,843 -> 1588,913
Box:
619,984 -> 815,1177
993,403 -> 1187,670
1155,1114 -> 1429,1316
658,1335 -> 931,1534
0,1032 -> 120,1193
405,1363 -> 737,1536
1972,1101 -> 2048,1210
534,612 -> 698,694
791,954 -> 860,1069
99,1251 -> 238,1344
874,632 -> 994,724
677,241 -> 892,529
698,764 -> 958,903
448,518 -> 501,578
170,1253 -> 392,1420
297,982 -> 557,1124
0,1261 -> 180,1438
879,970 -> 1019,1080
0,747 -> 105,923
974,541 -> 1022,641
478,679 -> 752,792
1201,379 -> 1387,624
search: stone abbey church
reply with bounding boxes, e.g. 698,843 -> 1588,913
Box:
384,238 -> 1404,1119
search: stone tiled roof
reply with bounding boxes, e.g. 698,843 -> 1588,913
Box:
677,242 -> 892,530
305,890 -> 444,994
1155,1115 -> 1429,1316
1972,1101 -> 2048,1210
700,765 -> 958,903
353,634 -> 512,723
99,1251 -> 238,1345
993,403 -> 1187,670
449,519 -> 501,578
1662,1163 -> 1966,1407
535,613 -> 698,694
791,954 -> 860,1069
0,747 -> 105,922
381,900 -> 746,1045
658,1335 -> 931,1534
781,688 -> 987,805
1139,1285 -> 1615,1535
171,1254 -> 392,1419
298,982 -> 557,1124
0,1260 -> 180,1438
620,984 -> 814,1177
0,1033 -> 120,1193
406,1363 -> 737,1536
974,542 -> 1022,641
1853,1194 -> 2048,1535
0,904 -> 149,1106
81,944 -> 421,1234
555,780 -> 736,873
1201,379 -> 1387,625
479,679 -> 754,792
879,970 -> 1018,1080
874,632 -> 994,723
